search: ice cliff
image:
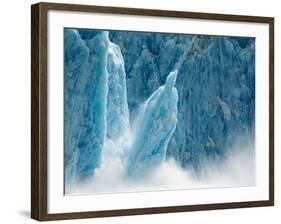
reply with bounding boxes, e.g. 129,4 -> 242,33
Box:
65,28 -> 255,183
64,30 -> 109,183
64,29 -> 179,183
65,30 -> 131,183
109,32 -> 255,171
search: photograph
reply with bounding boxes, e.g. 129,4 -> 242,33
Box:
30,2 -> 274,220
64,28 -> 256,195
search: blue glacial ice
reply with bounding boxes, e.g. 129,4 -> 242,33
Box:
127,70 -> 178,177
109,32 -> 255,171
65,28 -> 255,185
65,29 -> 180,183
64,30 -> 110,182
106,41 -> 130,141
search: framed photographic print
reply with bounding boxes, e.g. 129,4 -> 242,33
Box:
31,2 -> 274,221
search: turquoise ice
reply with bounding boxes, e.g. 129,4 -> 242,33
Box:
64,30 -> 109,182
64,29 -> 180,182
110,32 -> 255,171
127,70 -> 178,177
106,40 -> 130,141
64,28 -> 255,184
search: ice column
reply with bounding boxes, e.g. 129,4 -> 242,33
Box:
127,70 -> 179,177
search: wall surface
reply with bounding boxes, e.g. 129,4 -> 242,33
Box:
0,0 -> 280,223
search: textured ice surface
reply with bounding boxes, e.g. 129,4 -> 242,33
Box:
128,70 -> 178,177
65,28 -> 255,186
64,30 -> 110,182
106,41 -> 130,140
110,33 -> 255,171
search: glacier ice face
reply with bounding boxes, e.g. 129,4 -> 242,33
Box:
127,70 -> 178,177
64,30 -> 110,182
65,29 -> 132,183
65,29 -> 179,183
65,28 -> 255,187
106,42 -> 130,141
110,33 -> 255,171
64,29 -> 89,183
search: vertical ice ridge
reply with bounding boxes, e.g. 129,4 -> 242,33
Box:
64,29 -> 90,184
76,31 -> 110,180
65,30 -> 133,184
65,30 -> 110,183
106,41 -> 130,141
127,70 -> 179,177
